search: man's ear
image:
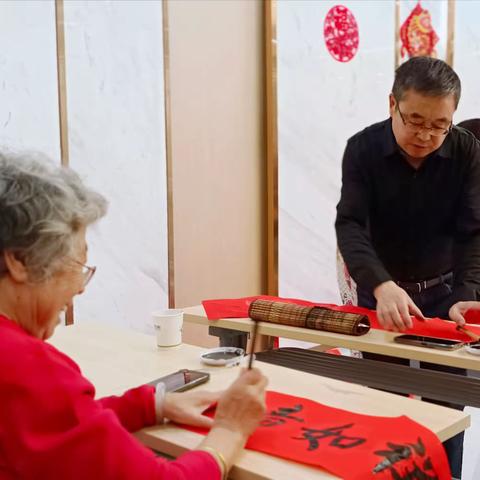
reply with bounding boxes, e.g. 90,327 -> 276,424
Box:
389,93 -> 396,116
3,251 -> 29,283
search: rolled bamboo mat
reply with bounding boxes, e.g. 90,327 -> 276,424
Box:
248,299 -> 370,336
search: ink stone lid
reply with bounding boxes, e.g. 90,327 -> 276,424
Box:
200,347 -> 245,366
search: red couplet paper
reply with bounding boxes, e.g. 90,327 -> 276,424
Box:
186,391 -> 451,479
202,295 -> 480,341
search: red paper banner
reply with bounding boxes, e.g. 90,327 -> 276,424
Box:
202,295 -> 480,341
186,391 -> 451,479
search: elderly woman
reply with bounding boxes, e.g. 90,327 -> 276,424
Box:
0,151 -> 267,479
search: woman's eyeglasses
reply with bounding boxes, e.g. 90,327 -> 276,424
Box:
70,259 -> 96,288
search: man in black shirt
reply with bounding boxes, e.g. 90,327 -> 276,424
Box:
336,57 -> 480,329
335,56 -> 480,478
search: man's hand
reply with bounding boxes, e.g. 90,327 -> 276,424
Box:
374,280 -> 425,331
449,301 -> 480,326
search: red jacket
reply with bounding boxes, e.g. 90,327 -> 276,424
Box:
0,316 -> 220,479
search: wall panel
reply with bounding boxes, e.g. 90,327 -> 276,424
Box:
278,1 -> 395,302
0,0 -> 60,159
64,0 -> 169,332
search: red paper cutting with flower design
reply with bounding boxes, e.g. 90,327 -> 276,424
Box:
324,5 -> 359,63
400,1 -> 439,58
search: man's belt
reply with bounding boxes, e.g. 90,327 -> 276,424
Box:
396,272 -> 453,294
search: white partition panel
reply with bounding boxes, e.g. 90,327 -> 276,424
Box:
64,1 -> 168,333
452,5 -> 480,478
278,1 -> 395,302
0,0 -> 60,159
454,0 -> 480,122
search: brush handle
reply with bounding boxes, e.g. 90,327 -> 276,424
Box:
248,320 -> 259,369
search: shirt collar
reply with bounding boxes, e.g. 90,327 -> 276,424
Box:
435,130 -> 454,159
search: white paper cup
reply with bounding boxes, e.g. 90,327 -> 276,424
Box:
152,309 -> 183,347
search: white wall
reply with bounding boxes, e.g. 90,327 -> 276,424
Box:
454,0 -> 480,122
0,0 -> 60,159
278,0 -> 395,303
454,3 -> 480,478
63,0 -> 169,333
278,1 -> 480,476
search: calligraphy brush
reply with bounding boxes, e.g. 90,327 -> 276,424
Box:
456,324 -> 480,342
248,319 -> 260,369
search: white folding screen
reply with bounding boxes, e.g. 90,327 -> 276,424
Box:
454,1 -> 480,122
0,0 -> 169,333
63,1 -> 169,333
0,0 -> 60,159
277,0 -> 395,303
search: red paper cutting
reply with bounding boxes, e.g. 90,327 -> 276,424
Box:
324,5 -> 359,63
185,391 -> 451,479
400,1 -> 439,59
202,295 -> 480,341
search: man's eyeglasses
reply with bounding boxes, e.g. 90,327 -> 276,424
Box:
397,105 -> 452,137
70,259 -> 96,288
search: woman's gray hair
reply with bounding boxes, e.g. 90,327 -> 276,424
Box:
0,150 -> 108,281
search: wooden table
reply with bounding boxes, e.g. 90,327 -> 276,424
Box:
184,305 -> 480,371
49,322 -> 469,480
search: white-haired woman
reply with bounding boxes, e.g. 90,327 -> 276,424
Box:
0,151 -> 267,479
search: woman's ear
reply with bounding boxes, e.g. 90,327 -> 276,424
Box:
3,251 -> 29,283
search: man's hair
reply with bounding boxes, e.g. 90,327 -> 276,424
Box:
392,56 -> 461,108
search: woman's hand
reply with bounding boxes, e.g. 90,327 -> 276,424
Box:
195,368 -> 268,475
449,301 -> 480,326
163,390 -> 221,428
212,368 -> 268,439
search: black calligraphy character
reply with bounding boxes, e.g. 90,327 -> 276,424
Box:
373,442 -> 412,473
260,404 -> 305,427
390,462 -> 438,480
270,405 -> 304,422
293,424 -> 366,451
373,437 -> 437,479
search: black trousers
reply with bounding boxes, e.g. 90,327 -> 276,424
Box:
357,282 -> 465,479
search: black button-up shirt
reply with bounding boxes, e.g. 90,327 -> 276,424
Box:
335,118 -> 480,304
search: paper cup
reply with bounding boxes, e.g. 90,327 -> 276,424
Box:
152,309 -> 183,347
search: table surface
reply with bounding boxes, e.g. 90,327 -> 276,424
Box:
183,305 -> 480,371
49,321 -> 469,480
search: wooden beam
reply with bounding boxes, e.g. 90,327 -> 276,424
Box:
265,0 -> 278,296
446,0 -> 456,67
394,0 -> 401,69
162,1 -> 175,308
55,0 -> 73,325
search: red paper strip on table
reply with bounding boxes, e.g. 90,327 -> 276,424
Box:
185,391 -> 451,479
202,295 -> 480,341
